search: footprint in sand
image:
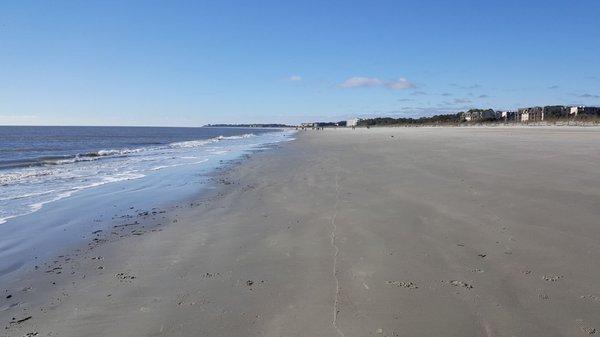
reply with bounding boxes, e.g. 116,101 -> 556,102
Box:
447,280 -> 474,289
114,272 -> 136,283
542,274 -> 563,282
580,326 -> 597,335
580,294 -> 600,303
537,289 -> 550,300
386,281 -> 418,289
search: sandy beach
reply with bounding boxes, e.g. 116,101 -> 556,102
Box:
2,127 -> 600,337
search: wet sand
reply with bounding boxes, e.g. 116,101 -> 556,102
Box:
2,127 -> 600,337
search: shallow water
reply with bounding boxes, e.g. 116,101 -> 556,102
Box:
0,126 -> 286,224
0,126 -> 294,280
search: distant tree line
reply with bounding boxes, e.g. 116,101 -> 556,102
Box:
355,106 -> 600,126
358,113 -> 462,126
314,121 -> 347,127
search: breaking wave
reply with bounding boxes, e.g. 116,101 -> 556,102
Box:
0,134 -> 255,171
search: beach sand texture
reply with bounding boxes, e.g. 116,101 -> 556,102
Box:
2,127 -> 600,337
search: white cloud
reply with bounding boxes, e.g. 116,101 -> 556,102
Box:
339,76 -> 415,90
385,78 -> 415,90
287,75 -> 302,81
338,77 -> 382,88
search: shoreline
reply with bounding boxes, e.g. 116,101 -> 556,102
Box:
2,127 -> 600,336
0,145 -> 276,335
0,130 -> 293,283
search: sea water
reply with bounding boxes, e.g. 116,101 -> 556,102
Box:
0,126 -> 294,280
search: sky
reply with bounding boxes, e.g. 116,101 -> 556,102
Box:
1,0 -> 599,126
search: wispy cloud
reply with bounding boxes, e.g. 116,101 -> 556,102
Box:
385,78 -> 415,90
478,94 -> 490,98
580,93 -> 600,98
547,85 -> 559,89
453,98 -> 472,104
338,77 -> 382,88
450,83 -> 482,89
286,75 -> 302,81
411,91 -> 427,96
338,76 -> 415,90
397,98 -> 414,102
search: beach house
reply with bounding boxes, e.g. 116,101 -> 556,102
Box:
570,106 -> 600,117
346,118 -> 360,127
517,107 -> 544,122
500,111 -> 516,121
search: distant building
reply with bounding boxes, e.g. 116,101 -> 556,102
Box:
300,122 -> 316,128
570,106 -> 600,117
500,111 -> 516,121
516,106 -> 577,122
542,106 -> 570,119
500,111 -> 515,118
517,107 -> 544,122
346,118 -> 360,127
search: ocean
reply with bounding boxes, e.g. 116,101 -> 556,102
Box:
0,126 -> 294,279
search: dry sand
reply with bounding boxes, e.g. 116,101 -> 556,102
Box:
2,127 -> 600,337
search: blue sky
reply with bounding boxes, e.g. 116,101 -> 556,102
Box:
1,0 -> 599,126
